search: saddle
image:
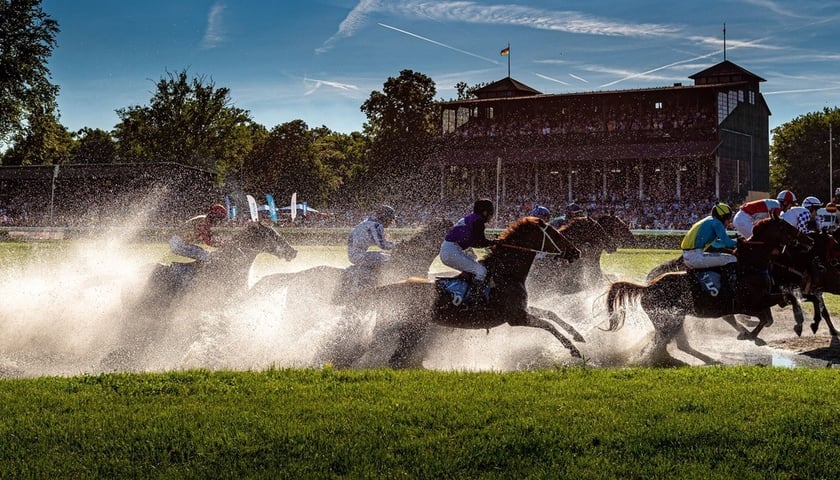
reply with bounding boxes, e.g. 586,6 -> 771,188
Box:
434,273 -> 491,309
688,265 -> 736,299
338,263 -> 383,298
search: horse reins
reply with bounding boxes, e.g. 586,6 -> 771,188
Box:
496,222 -> 569,257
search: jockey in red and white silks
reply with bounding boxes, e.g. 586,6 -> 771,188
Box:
732,198 -> 782,238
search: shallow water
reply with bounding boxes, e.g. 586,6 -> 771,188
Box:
0,237 -> 834,377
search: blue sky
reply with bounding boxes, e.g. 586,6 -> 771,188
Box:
43,0 -> 840,136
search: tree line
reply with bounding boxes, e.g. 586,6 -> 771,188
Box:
2,0 -> 838,206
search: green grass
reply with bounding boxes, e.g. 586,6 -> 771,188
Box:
1,367 -> 840,479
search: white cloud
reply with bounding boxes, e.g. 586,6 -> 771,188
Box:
201,2 -> 226,49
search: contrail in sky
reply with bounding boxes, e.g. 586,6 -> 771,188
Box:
535,73 -> 569,86
378,23 -> 501,65
764,85 -> 840,95
569,73 -> 588,83
599,50 -> 720,88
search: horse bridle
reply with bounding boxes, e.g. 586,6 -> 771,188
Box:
497,222 -> 569,257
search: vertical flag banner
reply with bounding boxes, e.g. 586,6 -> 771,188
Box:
246,194 -> 259,222
290,192 -> 297,222
266,194 -> 278,223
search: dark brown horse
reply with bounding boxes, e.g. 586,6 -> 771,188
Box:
528,215 -> 633,296
333,217 -> 582,368
606,217 -> 811,366
250,218 -> 453,306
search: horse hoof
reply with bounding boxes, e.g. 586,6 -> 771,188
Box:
570,347 -> 582,359
794,324 -> 803,337
737,332 -> 754,341
811,323 -> 819,334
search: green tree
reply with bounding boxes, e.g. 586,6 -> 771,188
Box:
1,108 -> 72,165
311,127 -> 370,204
454,81 -> 487,100
0,0 -> 59,143
770,107 -> 840,200
360,69 -> 439,202
69,128 -> 117,164
112,69 -> 254,179
243,120 -> 338,205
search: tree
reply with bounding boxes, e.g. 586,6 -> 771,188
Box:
243,120 -> 338,205
454,81 -> 488,100
311,127 -> 370,204
1,108 -> 72,165
770,107 -> 840,200
360,69 -> 439,202
69,128 -> 117,164
0,0 -> 59,142
112,69 -> 254,179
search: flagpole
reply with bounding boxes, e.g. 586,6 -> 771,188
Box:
507,42 -> 511,77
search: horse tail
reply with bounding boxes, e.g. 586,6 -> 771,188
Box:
606,281 -> 648,331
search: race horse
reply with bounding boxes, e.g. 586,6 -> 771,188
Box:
250,217 -> 453,305
606,217 -> 812,366
107,221 -> 298,369
771,229 -> 840,336
336,217 -> 582,368
528,214 -> 633,296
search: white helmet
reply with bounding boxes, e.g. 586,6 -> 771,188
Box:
802,196 -> 822,209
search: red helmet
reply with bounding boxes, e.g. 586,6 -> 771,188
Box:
776,190 -> 796,204
207,204 -> 227,220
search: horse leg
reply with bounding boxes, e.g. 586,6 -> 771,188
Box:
521,313 -> 581,358
526,306 -> 585,342
811,293 -> 839,336
388,317 -> 432,368
638,310 -> 686,367
721,314 -> 749,335
673,325 -> 719,365
789,294 -> 805,337
737,308 -> 771,345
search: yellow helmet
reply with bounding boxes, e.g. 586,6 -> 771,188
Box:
712,203 -> 732,220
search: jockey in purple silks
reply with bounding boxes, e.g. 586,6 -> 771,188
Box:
439,198 -> 498,305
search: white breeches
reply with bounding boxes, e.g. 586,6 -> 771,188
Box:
439,240 -> 487,281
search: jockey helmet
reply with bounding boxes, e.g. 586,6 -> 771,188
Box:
530,205 -> 551,220
473,198 -> 495,216
802,196 -> 822,209
207,204 -> 227,220
777,190 -> 796,204
827,202 -> 838,213
375,205 -> 396,223
566,203 -> 585,217
711,203 -> 733,221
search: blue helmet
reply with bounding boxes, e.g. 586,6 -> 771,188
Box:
530,205 -> 551,219
566,203 -> 584,216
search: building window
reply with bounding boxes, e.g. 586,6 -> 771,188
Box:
749,91 -> 755,104
655,101 -> 663,109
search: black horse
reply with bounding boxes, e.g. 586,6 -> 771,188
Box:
607,217 -> 811,366
334,217 -> 582,368
250,218 -> 453,305
107,221 -> 298,369
528,215 -> 633,296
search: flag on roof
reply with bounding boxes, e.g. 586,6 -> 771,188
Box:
500,46 -> 510,56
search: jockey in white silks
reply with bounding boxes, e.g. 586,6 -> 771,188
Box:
347,205 -> 396,267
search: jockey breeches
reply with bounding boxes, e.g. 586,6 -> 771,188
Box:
682,248 -> 737,270
348,250 -> 390,266
169,235 -> 210,261
732,210 -> 755,239
439,240 -> 487,281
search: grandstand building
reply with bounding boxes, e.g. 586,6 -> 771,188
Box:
432,60 -> 770,206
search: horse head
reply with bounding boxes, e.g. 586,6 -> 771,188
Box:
497,217 -> 581,263
595,214 -> 635,248
223,221 -> 298,262
559,216 -> 617,254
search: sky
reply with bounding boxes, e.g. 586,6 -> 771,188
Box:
42,0 -> 840,137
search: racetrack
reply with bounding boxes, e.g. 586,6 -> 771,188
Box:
0,239 -> 837,377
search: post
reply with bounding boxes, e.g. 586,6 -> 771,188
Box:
831,122 -> 834,200
49,164 -> 59,225
495,157 -> 501,227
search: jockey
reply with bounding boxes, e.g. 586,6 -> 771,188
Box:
566,202 -> 586,219
530,205 -> 551,222
777,190 -> 797,212
732,198 -> 782,238
347,205 -> 396,267
439,198 -> 498,305
781,196 -> 820,234
817,202 -> 839,232
681,203 -> 737,271
169,203 -> 228,262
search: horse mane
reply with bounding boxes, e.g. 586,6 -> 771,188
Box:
498,216 -> 540,241
556,216 -> 589,233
